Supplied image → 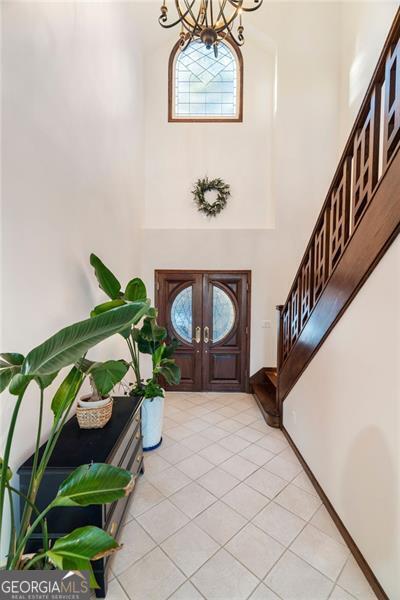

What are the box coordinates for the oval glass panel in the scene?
[212,286,235,342]
[171,286,193,343]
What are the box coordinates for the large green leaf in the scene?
[51,367,84,417]
[90,360,129,396]
[76,359,129,396]
[90,254,121,300]
[0,353,24,366]
[157,361,181,385]
[163,339,179,359]
[137,336,153,355]
[140,317,167,343]
[136,317,167,356]
[9,373,32,395]
[46,526,120,588]
[152,345,164,367]
[146,307,158,319]
[0,367,18,393]
[0,353,24,393]
[124,278,147,302]
[59,556,98,589]
[53,463,134,507]
[90,299,126,318]
[21,301,149,376]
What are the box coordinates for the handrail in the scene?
[278,9,400,375]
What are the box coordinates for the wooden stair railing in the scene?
[277,9,400,407]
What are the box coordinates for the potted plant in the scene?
[137,318,180,450]
[0,299,149,585]
[76,360,129,429]
[89,254,181,448]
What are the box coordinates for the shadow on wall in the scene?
[341,425,397,561]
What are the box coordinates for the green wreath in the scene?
[192,177,231,217]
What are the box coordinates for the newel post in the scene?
[276,305,284,374]
[276,304,284,424]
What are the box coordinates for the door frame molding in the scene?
[154,269,252,392]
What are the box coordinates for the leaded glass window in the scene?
[171,286,193,342]
[170,39,242,121]
[212,286,235,342]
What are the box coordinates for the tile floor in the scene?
[108,392,376,600]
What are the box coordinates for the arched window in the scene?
[169,39,243,122]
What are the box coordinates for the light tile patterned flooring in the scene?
[108,392,376,600]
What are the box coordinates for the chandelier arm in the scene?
[240,0,263,13]
[178,0,198,27]
[222,23,244,46]
[203,0,209,27]
[214,0,243,33]
[180,20,198,36]
[183,0,207,37]
[226,0,262,11]
[214,0,229,29]
[174,0,198,29]
[158,0,197,29]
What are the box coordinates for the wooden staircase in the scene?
[250,368,280,428]
[275,12,400,405]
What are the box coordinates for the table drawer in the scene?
[105,437,143,523]
[110,410,141,468]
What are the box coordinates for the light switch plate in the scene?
[262,320,272,329]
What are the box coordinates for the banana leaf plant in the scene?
[0,299,149,584]
[137,316,180,399]
[90,254,181,398]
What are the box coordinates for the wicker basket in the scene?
[77,398,113,429]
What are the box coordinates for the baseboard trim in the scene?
[282,426,389,600]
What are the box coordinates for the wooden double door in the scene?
[155,271,251,392]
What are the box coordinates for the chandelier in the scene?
[158,0,263,55]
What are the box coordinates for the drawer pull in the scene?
[135,415,140,423]
[135,433,140,440]
[136,454,142,463]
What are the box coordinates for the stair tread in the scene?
[253,383,279,416]
[264,368,278,388]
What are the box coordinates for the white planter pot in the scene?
[78,394,110,409]
[141,395,165,451]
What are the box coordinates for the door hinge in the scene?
[245,326,249,335]
[246,282,249,292]
[156,281,160,291]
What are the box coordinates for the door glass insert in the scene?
[212,286,235,342]
[171,286,193,343]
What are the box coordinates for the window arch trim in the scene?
[168,37,244,123]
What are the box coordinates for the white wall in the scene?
[338,1,399,149]
[143,35,276,230]
[283,235,400,599]
[1,1,144,485]
[140,2,341,373]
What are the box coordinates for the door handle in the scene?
[193,326,201,344]
[204,326,209,344]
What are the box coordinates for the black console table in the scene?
[18,396,144,598]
